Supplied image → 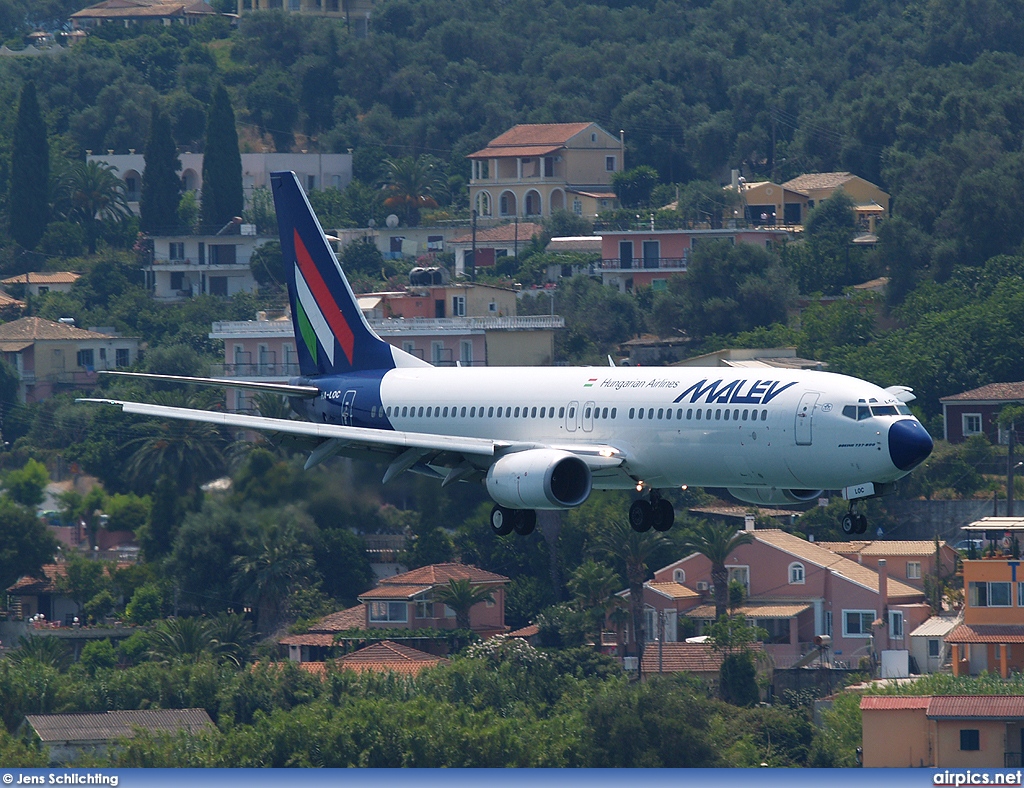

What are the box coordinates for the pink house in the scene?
[816,540,959,592]
[654,529,929,667]
[597,227,790,293]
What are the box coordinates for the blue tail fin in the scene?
[271,171,397,377]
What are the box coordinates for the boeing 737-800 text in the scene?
[81,171,934,537]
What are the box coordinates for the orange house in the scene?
[947,558,1024,677]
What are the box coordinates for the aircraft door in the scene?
[795,392,819,446]
[341,389,357,426]
[582,401,595,432]
[565,401,579,432]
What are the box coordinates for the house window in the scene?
[727,566,749,592]
[460,341,473,365]
[907,561,922,579]
[1018,582,1024,607]
[209,244,237,265]
[605,155,616,172]
[415,596,433,619]
[573,199,582,216]
[369,601,408,623]
[452,295,466,316]
[170,271,184,291]
[673,568,685,584]
[645,606,658,642]
[824,611,832,636]
[488,301,497,313]
[970,581,1012,607]
[169,241,185,260]
[307,174,316,190]
[209,276,228,296]
[928,639,940,658]
[431,342,445,364]
[889,610,904,639]
[963,413,982,436]
[843,610,875,637]
[38,286,49,295]
[960,729,980,751]
[115,349,129,367]
[76,349,94,369]
[788,562,805,584]
[544,157,554,177]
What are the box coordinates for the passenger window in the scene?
[733,409,739,420]
[568,407,575,418]
[657,408,664,419]
[629,408,635,419]
[540,407,546,417]
[723,409,730,421]
[742,409,748,420]
[497,407,503,417]
[761,410,767,421]
[470,407,476,417]
[715,409,721,420]
[531,407,537,417]
[443,407,449,417]
[522,407,528,418]
[638,408,645,419]
[514,407,521,417]
[648,408,654,419]
[602,407,608,418]
[488,407,494,417]
[686,408,692,419]
[418,407,424,417]
[461,407,467,417]
[559,407,565,418]
[611,408,617,418]
[695,409,701,420]
[585,407,591,418]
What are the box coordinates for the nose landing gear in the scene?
[841,503,868,535]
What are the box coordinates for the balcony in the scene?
[599,257,688,273]
[210,363,301,379]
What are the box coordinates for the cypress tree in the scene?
[200,84,243,231]
[9,81,49,250]
[140,104,182,234]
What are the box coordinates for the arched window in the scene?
[789,562,805,585]
[673,568,685,584]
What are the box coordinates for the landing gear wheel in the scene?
[489,505,515,536]
[855,512,868,534]
[841,513,855,535]
[652,499,675,532]
[629,500,653,532]
[513,509,537,536]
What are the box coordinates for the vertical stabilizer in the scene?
[271,171,399,376]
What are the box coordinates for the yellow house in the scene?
[468,123,621,221]
[947,557,1024,678]
[782,172,890,233]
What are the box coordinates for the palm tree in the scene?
[678,521,755,620]
[231,520,314,635]
[10,635,72,670]
[53,160,131,254]
[596,519,669,667]
[432,578,494,631]
[383,156,439,227]
[146,617,217,664]
[568,558,625,640]
[207,612,256,666]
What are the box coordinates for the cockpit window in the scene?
[842,405,857,419]
[870,405,899,416]
[858,406,871,420]
[897,404,913,415]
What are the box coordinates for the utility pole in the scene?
[1009,421,1016,517]
[470,209,477,282]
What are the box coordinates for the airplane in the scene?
[80,170,934,538]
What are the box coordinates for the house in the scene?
[945,551,1024,678]
[0,272,80,298]
[611,580,702,651]
[25,708,214,765]
[449,222,544,277]
[672,347,824,371]
[596,226,790,293]
[335,640,449,675]
[814,540,960,593]
[6,561,136,626]
[654,529,928,667]
[861,695,1024,768]
[144,224,267,300]
[70,0,218,30]
[781,172,890,233]
[639,641,755,682]
[910,615,960,674]
[727,177,810,226]
[939,382,1024,444]
[0,317,139,403]
[86,152,353,215]
[468,123,621,222]
[235,0,374,38]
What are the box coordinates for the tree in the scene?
[0,497,58,591]
[200,84,243,231]
[611,165,659,208]
[432,577,494,631]
[55,553,112,619]
[140,103,182,234]
[5,458,49,508]
[53,160,132,254]
[678,521,754,619]
[383,156,439,227]
[9,81,49,250]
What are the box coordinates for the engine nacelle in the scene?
[727,487,823,506]
[485,449,592,510]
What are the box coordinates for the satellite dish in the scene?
[386,214,399,228]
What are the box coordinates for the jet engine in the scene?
[485,449,592,510]
[727,487,823,506]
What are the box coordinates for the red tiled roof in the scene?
[337,640,448,675]
[782,172,857,192]
[940,382,1024,403]
[0,272,80,285]
[359,583,431,600]
[449,223,544,246]
[945,624,1024,644]
[381,563,509,587]
[297,662,329,676]
[860,696,931,711]
[278,633,335,647]
[0,316,117,342]
[314,605,366,631]
[639,642,762,674]
[927,696,1024,719]
[468,123,596,159]
[508,624,539,638]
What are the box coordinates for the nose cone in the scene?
[888,419,933,472]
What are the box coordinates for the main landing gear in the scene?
[489,505,537,537]
[629,490,675,533]
[841,502,868,535]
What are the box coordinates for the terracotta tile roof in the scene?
[815,541,871,553]
[337,640,448,675]
[381,563,509,586]
[860,696,931,710]
[449,223,544,246]
[359,583,430,600]
[0,316,116,342]
[278,633,336,647]
[508,624,539,638]
[782,172,857,192]
[752,530,923,599]
[7,564,65,594]
[647,581,700,600]
[945,624,1024,644]
[297,661,328,676]
[640,642,762,674]
[940,382,1024,403]
[927,696,1024,719]
[26,709,213,743]
[686,602,812,620]
[817,540,948,557]
[468,123,595,159]
[0,272,80,285]
[72,0,215,19]
[313,605,366,631]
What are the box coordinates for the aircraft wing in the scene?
[99,370,321,398]
[77,399,625,480]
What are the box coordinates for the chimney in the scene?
[878,558,888,606]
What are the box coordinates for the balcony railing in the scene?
[599,257,688,272]
[210,363,301,378]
